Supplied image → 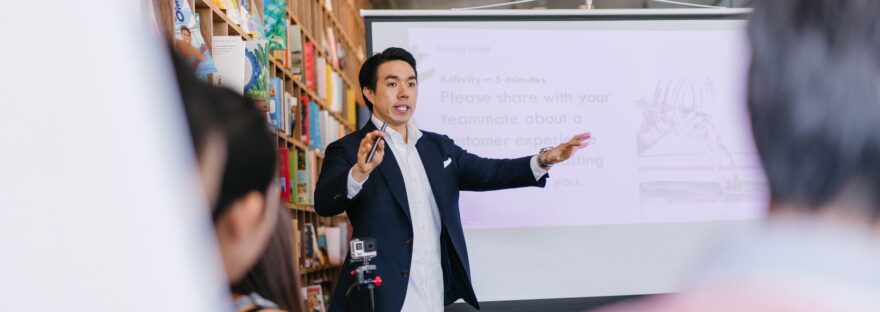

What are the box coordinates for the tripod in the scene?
[346,256,382,312]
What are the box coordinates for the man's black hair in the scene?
[357,47,417,111]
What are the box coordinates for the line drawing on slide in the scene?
[635,77,760,205]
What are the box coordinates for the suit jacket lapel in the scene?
[416,136,448,222]
[377,149,411,224]
[361,121,412,223]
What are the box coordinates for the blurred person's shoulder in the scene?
[591,216,880,312]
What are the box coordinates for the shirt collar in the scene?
[371,115,422,147]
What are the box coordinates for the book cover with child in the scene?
[173,0,217,79]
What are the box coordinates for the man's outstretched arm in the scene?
[453,132,591,191]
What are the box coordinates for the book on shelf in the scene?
[288,148,298,202]
[244,39,270,109]
[236,0,251,34]
[317,226,328,264]
[302,223,315,269]
[345,88,356,125]
[295,148,309,204]
[304,41,316,91]
[326,27,339,69]
[338,222,350,259]
[325,64,335,111]
[356,47,366,63]
[211,36,246,93]
[324,226,342,265]
[336,37,346,70]
[329,69,343,113]
[321,110,330,150]
[308,101,322,150]
[317,280,333,310]
[307,150,317,205]
[309,110,341,150]
[315,53,327,101]
[266,1,289,67]
[263,0,287,52]
[172,0,217,80]
[299,95,310,144]
[303,223,325,267]
[300,285,326,312]
[278,147,291,202]
[284,90,296,136]
[288,25,304,76]
[244,0,265,38]
[292,219,300,266]
[268,77,283,129]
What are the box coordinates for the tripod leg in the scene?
[368,284,375,312]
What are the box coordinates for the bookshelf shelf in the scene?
[303,264,343,275]
[287,202,316,213]
[273,129,309,150]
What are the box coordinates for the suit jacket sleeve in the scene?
[314,140,357,217]
[442,135,548,191]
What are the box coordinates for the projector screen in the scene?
[365,9,766,304]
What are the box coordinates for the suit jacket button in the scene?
[405,238,413,244]
[401,270,409,278]
[333,194,344,200]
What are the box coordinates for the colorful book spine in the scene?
[300,96,310,144]
[268,77,283,129]
[288,148,298,202]
[295,148,308,204]
[304,42,315,91]
[308,101,322,150]
[279,148,291,202]
[316,56,327,100]
[245,0,264,37]
[346,88,356,125]
[288,25,304,75]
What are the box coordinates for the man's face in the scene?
[365,60,417,127]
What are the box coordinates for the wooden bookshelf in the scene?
[287,202,316,213]
[158,0,371,309]
[304,264,344,274]
[189,0,359,130]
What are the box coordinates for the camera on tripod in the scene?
[350,238,377,261]
[346,237,382,312]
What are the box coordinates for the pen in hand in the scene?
[366,123,387,163]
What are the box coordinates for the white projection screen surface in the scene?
[364,9,766,303]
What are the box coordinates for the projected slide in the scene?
[405,27,767,229]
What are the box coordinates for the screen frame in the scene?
[360,9,754,310]
[363,9,751,55]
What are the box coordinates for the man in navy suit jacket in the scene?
[315,47,590,311]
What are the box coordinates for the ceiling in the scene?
[369,0,753,10]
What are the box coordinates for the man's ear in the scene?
[363,87,375,104]
[220,191,265,240]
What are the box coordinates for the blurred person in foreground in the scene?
[597,1,880,311]
[174,51,300,311]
